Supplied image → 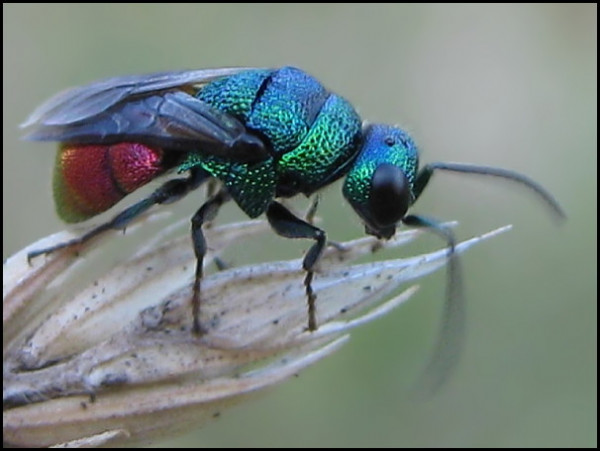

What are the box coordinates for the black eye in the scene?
[384,136,395,147]
[367,163,412,232]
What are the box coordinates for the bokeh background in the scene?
[3,4,596,447]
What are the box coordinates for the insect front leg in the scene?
[266,201,327,332]
[190,188,231,335]
[401,213,465,391]
[27,168,210,262]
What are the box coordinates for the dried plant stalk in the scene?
[3,215,510,447]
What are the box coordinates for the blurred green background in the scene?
[3,4,596,447]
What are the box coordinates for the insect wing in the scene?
[21,68,269,162]
[21,68,259,127]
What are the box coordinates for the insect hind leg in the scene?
[27,168,210,262]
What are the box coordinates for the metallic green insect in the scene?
[22,66,564,371]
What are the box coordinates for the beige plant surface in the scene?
[3,214,510,447]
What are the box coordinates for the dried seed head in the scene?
[3,214,510,447]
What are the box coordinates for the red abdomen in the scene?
[54,142,166,223]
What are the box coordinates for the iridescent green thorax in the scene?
[196,69,271,123]
[182,67,363,216]
[246,68,329,154]
[343,125,419,208]
[180,152,275,218]
[277,94,362,195]
[196,67,330,155]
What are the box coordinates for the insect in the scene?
[22,66,565,345]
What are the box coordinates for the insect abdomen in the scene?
[54,143,166,223]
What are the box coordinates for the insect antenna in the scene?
[414,162,566,222]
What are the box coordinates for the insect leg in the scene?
[266,201,327,331]
[190,188,231,335]
[27,168,210,262]
[402,214,464,392]
[304,195,320,224]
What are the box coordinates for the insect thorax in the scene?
[182,66,363,217]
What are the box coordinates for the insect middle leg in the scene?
[190,188,231,335]
[266,201,327,332]
[27,168,210,261]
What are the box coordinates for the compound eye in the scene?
[368,163,412,229]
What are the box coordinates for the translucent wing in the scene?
[21,68,270,162]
